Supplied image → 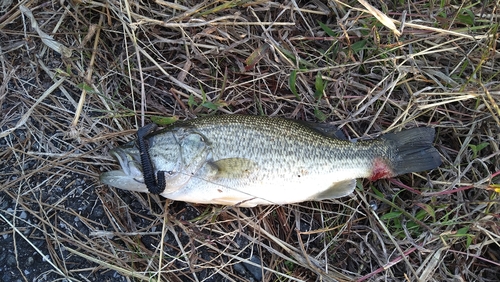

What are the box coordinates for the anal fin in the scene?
[310,179,356,200]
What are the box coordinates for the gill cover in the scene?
[147,128,212,194]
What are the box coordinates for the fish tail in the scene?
[384,127,441,176]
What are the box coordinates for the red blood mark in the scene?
[369,158,394,181]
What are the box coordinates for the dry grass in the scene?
[1,0,499,281]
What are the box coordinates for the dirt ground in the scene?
[1,0,500,281]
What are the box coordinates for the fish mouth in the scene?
[100,143,148,192]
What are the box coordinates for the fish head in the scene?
[100,141,148,192]
[100,127,212,195]
[99,134,187,194]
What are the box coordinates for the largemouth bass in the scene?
[100,115,441,207]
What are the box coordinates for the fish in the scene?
[100,115,441,207]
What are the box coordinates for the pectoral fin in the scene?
[310,179,356,200]
[210,158,257,179]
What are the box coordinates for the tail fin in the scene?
[382,127,441,175]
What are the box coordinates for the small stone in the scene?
[1,271,12,282]
[233,262,247,275]
[244,255,263,281]
[6,255,16,266]
[26,256,34,266]
[19,211,27,219]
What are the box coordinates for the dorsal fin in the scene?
[298,121,347,140]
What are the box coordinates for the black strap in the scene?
[136,124,165,194]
